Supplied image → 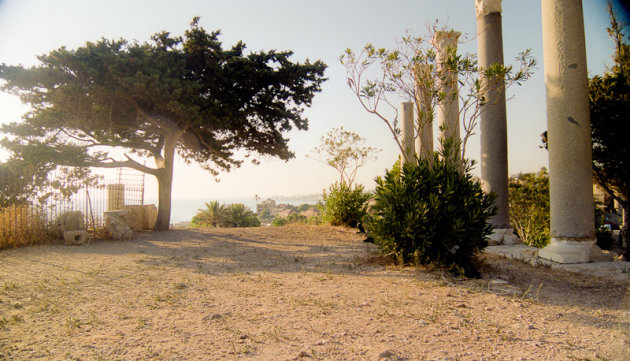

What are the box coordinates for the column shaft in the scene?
[400,102,415,164]
[539,0,600,263]
[433,31,461,157]
[476,0,510,228]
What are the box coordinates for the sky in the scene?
[0,0,626,200]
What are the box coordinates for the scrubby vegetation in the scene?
[508,168,550,248]
[367,156,496,277]
[320,182,370,228]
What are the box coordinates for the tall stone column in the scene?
[413,64,434,161]
[475,0,513,241]
[538,0,604,263]
[433,30,461,159]
[400,102,415,164]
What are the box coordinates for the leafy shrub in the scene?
[191,201,259,228]
[320,182,370,227]
[367,157,496,277]
[508,168,550,248]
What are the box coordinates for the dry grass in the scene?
[0,204,48,248]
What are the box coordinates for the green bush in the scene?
[367,156,496,277]
[508,168,550,248]
[191,201,227,228]
[320,182,370,227]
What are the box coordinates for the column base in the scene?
[488,228,520,245]
[538,238,610,263]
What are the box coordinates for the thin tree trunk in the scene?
[622,194,629,260]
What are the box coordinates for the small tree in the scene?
[508,168,550,248]
[340,24,534,162]
[311,127,380,187]
[223,203,260,228]
[311,127,378,228]
[0,18,326,231]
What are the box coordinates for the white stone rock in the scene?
[105,213,133,240]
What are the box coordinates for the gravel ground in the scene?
[0,225,628,360]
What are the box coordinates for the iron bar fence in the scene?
[0,167,145,248]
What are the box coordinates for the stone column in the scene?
[475,0,513,242]
[538,0,605,263]
[433,30,461,159]
[400,102,415,164]
[413,64,434,161]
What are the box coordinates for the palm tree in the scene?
[224,203,260,227]
[191,201,227,227]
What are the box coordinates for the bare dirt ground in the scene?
[0,225,628,360]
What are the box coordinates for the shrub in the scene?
[272,213,320,226]
[367,157,496,277]
[508,168,550,248]
[320,182,370,227]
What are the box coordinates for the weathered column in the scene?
[413,64,434,161]
[400,102,415,164]
[538,0,605,263]
[475,0,513,242]
[433,30,461,159]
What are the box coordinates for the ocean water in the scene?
[145,197,320,224]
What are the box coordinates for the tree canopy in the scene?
[589,3,630,256]
[0,18,327,230]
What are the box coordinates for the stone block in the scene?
[105,213,133,240]
[63,230,89,245]
[121,205,144,232]
[142,204,158,229]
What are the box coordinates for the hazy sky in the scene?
[0,0,624,200]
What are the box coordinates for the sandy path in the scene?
[0,225,628,360]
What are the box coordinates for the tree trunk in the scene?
[152,133,178,231]
[153,170,173,231]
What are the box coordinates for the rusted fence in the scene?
[0,167,145,248]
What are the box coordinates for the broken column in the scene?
[475,0,513,242]
[432,30,461,160]
[400,102,415,164]
[538,0,605,263]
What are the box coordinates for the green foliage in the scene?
[320,182,370,228]
[589,3,630,256]
[367,156,496,277]
[0,18,326,230]
[191,201,259,228]
[271,213,320,227]
[508,169,550,248]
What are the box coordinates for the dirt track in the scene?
[0,225,628,360]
